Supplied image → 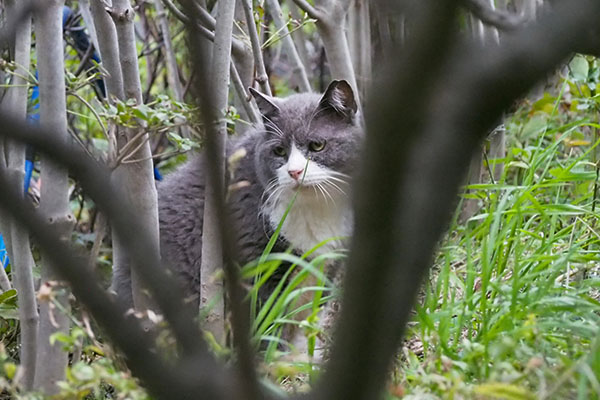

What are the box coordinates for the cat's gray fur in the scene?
[158,80,362,306]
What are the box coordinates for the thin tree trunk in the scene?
[241,0,271,95]
[230,62,260,124]
[462,4,503,223]
[89,0,125,101]
[0,49,12,294]
[347,0,371,103]
[265,0,311,92]
[292,0,359,103]
[289,2,312,81]
[484,0,504,183]
[459,145,484,223]
[489,125,506,182]
[89,0,134,307]
[110,0,161,318]
[319,21,358,96]
[33,1,73,394]
[154,0,190,137]
[231,1,254,126]
[79,0,100,54]
[4,1,38,389]
[200,0,237,343]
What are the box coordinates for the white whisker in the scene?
[314,182,330,205]
[324,179,347,196]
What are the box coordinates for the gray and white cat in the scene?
[158,80,362,307]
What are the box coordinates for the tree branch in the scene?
[0,113,240,398]
[240,0,271,95]
[313,0,600,399]
[230,61,260,123]
[291,0,322,20]
[181,1,263,398]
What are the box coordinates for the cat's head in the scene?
[249,80,362,201]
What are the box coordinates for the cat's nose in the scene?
[288,169,304,181]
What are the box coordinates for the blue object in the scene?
[0,158,33,269]
[62,6,71,26]
[0,235,8,268]
[24,160,34,195]
[154,166,163,181]
[62,6,106,98]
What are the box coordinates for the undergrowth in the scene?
[389,56,600,399]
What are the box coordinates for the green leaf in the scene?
[50,332,75,347]
[71,363,96,381]
[508,161,529,170]
[521,114,547,138]
[570,55,589,82]
[0,289,16,304]
[3,362,16,380]
[132,104,152,120]
[0,307,18,319]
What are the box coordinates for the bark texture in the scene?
[199,0,236,343]
[292,0,359,105]
[111,0,161,316]
[33,1,73,394]
[4,1,37,389]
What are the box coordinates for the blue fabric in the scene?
[154,167,163,181]
[0,158,33,269]
[24,160,34,195]
[62,6,72,26]
[0,235,7,269]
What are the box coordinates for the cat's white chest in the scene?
[266,190,352,255]
[263,145,353,255]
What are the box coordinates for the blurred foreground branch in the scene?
[0,114,233,399]
[315,1,600,399]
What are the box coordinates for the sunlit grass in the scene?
[390,86,600,398]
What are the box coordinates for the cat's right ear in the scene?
[249,87,280,117]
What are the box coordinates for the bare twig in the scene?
[67,92,108,139]
[230,61,260,124]
[240,0,271,95]
[291,0,322,20]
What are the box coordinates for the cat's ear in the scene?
[317,80,357,121]
[249,87,280,117]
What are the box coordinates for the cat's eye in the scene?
[273,146,287,157]
[309,140,326,152]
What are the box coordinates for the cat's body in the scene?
[158,80,362,309]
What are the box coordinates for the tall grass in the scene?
[393,66,600,399]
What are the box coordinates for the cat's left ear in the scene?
[317,80,358,122]
[249,87,280,117]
